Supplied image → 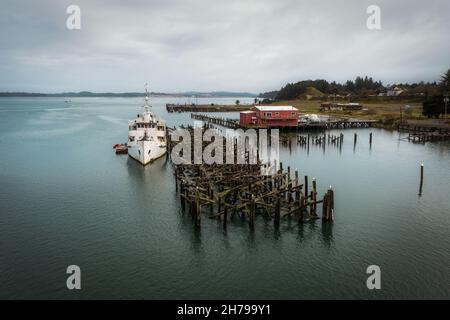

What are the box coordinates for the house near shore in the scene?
[387,87,406,97]
[320,102,363,111]
[240,106,299,127]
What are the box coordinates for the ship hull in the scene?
[128,141,167,165]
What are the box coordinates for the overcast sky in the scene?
[0,0,449,93]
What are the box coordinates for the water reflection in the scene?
[241,228,255,250]
[273,227,281,240]
[190,227,203,253]
[320,221,334,248]
[297,223,305,241]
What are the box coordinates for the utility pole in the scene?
[444,96,449,117]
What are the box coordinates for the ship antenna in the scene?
[144,83,151,111]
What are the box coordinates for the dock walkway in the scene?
[191,113,377,131]
[167,103,249,113]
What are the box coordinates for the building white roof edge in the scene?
[255,105,298,111]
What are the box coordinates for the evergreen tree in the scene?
[423,94,445,118]
[440,68,450,92]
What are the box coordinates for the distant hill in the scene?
[271,76,441,101]
[258,90,279,99]
[275,80,331,100]
[0,91,166,98]
[304,87,325,99]
[181,91,257,97]
[305,87,325,98]
[0,91,257,98]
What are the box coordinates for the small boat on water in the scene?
[126,85,167,165]
[113,143,128,154]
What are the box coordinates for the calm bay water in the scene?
[0,97,449,299]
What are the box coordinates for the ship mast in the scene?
[144,83,151,112]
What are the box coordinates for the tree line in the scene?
[259,76,442,101]
[422,69,450,118]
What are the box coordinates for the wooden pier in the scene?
[169,126,335,230]
[326,119,378,129]
[398,123,450,142]
[167,103,250,113]
[191,113,243,129]
[191,113,377,131]
[298,119,376,131]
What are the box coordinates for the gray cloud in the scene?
[0,0,449,93]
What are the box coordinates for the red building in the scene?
[240,106,299,127]
[240,110,257,124]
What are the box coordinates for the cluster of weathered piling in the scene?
[327,119,377,129]
[296,133,345,149]
[174,162,335,229]
[253,132,373,151]
[309,133,344,146]
[169,126,335,230]
[407,131,450,142]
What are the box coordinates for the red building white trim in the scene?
[240,106,299,127]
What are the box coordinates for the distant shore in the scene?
[0,91,258,98]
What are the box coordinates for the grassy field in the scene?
[266,99,450,129]
[270,99,422,119]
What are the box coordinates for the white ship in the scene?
[127,85,167,165]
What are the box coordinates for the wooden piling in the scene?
[419,163,424,196]
[322,187,334,221]
[322,192,328,220]
[304,175,309,198]
[312,178,317,215]
[328,187,334,221]
[299,194,305,223]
